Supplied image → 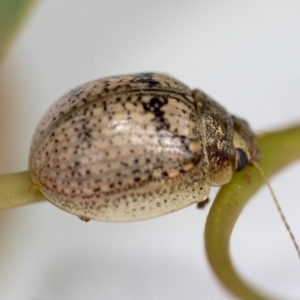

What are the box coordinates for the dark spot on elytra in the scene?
[68,87,84,100]
[142,97,170,131]
[84,131,91,138]
[113,85,121,92]
[149,97,167,109]
[103,101,107,111]
[131,73,160,86]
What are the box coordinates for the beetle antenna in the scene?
[253,161,300,259]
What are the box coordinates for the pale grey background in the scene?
[1,1,300,299]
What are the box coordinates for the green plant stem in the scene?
[0,171,44,210]
[205,124,300,300]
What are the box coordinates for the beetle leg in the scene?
[197,198,210,209]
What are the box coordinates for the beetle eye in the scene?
[236,148,248,171]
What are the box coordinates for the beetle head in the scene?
[231,116,260,171]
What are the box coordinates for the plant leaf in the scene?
[0,0,36,61]
[205,124,300,300]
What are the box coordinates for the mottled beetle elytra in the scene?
[29,72,260,222]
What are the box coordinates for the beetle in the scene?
[29,73,260,221]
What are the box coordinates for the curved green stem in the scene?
[0,171,44,210]
[205,124,300,300]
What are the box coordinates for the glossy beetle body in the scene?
[29,73,259,221]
